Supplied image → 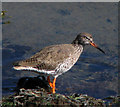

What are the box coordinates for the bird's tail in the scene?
[13,61,26,70]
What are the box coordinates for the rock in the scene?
[1,76,120,106]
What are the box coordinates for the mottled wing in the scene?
[13,44,75,71]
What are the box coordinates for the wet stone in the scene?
[1,76,120,106]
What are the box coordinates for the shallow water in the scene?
[2,2,118,98]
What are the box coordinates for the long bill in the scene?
[90,42,105,54]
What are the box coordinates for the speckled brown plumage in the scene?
[13,32,105,93]
[14,44,83,74]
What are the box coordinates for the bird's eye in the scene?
[83,36,88,39]
[83,36,86,38]
[83,36,91,41]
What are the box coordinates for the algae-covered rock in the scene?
[2,88,119,106]
[2,88,105,106]
[1,76,119,106]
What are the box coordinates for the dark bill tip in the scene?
[96,47,105,54]
[90,42,105,54]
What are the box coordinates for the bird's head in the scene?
[72,32,105,54]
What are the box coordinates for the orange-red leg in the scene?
[47,76,53,88]
[47,76,56,93]
[52,77,56,93]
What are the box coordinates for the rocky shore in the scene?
[1,76,120,106]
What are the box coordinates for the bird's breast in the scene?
[54,46,83,76]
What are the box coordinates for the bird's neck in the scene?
[71,40,85,47]
[71,42,84,49]
[71,38,85,46]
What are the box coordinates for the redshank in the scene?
[13,32,105,93]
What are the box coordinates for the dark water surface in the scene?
[2,2,118,98]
